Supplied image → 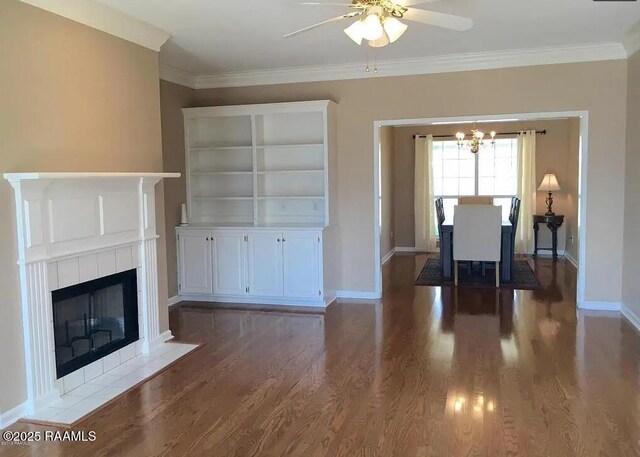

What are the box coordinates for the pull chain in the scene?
[364,46,379,74]
[373,48,378,74]
[365,46,370,73]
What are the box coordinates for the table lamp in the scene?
[538,173,561,216]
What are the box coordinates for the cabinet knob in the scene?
[282,238,286,242]
[277,238,281,242]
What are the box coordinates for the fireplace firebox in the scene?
[52,269,139,379]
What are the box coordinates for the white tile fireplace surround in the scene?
[2,172,181,426]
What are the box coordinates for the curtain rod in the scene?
[413,129,547,139]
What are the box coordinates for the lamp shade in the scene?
[383,17,408,43]
[344,20,365,45]
[368,33,390,48]
[361,13,384,41]
[538,173,561,192]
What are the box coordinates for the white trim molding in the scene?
[179,294,335,308]
[565,252,578,269]
[381,249,395,266]
[624,22,640,57]
[336,290,381,300]
[622,305,640,333]
[168,295,182,307]
[578,301,621,312]
[0,403,27,429]
[394,247,424,253]
[19,0,170,52]
[160,65,198,89]
[149,330,174,352]
[166,43,627,89]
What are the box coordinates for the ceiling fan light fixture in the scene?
[361,13,384,41]
[382,17,408,43]
[344,20,365,45]
[368,33,390,48]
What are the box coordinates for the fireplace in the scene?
[52,269,139,379]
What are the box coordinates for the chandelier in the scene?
[455,129,497,154]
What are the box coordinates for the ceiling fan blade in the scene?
[283,15,350,38]
[397,0,442,6]
[403,8,473,31]
[299,2,355,5]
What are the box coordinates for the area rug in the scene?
[415,257,541,290]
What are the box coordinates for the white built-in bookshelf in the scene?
[184,101,334,227]
[178,101,337,307]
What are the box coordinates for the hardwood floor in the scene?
[3,254,640,456]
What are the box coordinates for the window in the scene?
[432,138,518,223]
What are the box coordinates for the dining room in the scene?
[377,115,581,295]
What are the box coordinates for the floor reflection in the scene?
[440,286,515,336]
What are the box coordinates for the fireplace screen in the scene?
[52,269,139,379]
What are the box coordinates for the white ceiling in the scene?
[94,0,640,76]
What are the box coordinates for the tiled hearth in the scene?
[25,342,198,425]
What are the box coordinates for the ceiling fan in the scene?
[284,0,473,48]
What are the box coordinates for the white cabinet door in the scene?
[247,231,283,297]
[282,232,321,298]
[178,231,212,295]
[211,231,246,296]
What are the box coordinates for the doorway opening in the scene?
[373,111,588,305]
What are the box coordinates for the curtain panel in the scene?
[414,135,437,252]
[516,131,537,254]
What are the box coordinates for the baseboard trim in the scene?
[0,402,26,429]
[622,305,640,333]
[564,252,578,268]
[178,294,328,308]
[149,330,174,352]
[381,248,395,265]
[395,247,422,253]
[168,295,182,307]
[534,249,565,258]
[578,300,621,311]
[336,290,381,300]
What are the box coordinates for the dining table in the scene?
[440,220,514,282]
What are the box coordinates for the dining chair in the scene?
[453,205,502,287]
[509,197,521,271]
[509,197,521,234]
[435,197,445,263]
[458,196,493,205]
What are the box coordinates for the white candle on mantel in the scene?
[180,203,188,226]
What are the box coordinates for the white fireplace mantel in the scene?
[4,172,180,181]
[3,171,179,414]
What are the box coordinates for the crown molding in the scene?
[182,42,626,89]
[19,0,170,52]
[159,64,198,89]
[624,23,640,57]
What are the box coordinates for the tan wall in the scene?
[0,0,166,412]
[392,119,580,256]
[160,81,196,297]
[623,50,640,316]
[187,59,627,303]
[380,126,395,259]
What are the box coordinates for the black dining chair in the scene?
[509,197,521,271]
[482,197,520,278]
[435,197,445,263]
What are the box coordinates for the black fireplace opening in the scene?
[52,269,139,379]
